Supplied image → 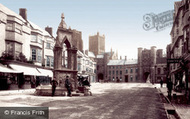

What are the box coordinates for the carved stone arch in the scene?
[61,36,71,49]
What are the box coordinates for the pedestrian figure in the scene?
[160,79,163,88]
[51,77,58,97]
[116,77,120,83]
[65,76,72,97]
[167,78,173,100]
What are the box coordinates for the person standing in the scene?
[65,76,72,97]
[160,78,163,88]
[167,78,173,99]
[51,77,58,97]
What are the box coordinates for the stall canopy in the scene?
[9,64,53,77]
[0,64,22,73]
[10,64,42,76]
[36,68,53,77]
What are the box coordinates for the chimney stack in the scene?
[120,56,122,60]
[45,26,53,36]
[125,56,127,60]
[19,8,27,20]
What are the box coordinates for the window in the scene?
[130,68,133,73]
[157,68,161,74]
[113,71,115,75]
[130,76,133,81]
[109,71,111,75]
[46,43,51,49]
[6,41,14,55]
[37,50,42,62]
[38,35,42,44]
[120,71,122,75]
[46,56,54,67]
[15,23,22,34]
[116,71,118,75]
[31,35,37,42]
[136,68,138,73]
[51,57,54,67]
[46,56,50,66]
[15,43,22,57]
[32,49,36,61]
[6,22,13,31]
[136,75,138,81]
[31,48,42,63]
[126,68,128,73]
[120,77,122,81]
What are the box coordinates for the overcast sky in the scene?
[1,0,177,59]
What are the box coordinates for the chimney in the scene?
[45,26,53,36]
[120,56,122,60]
[19,8,27,20]
[125,56,127,60]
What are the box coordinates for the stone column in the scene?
[54,46,63,70]
[67,48,72,69]
[72,48,78,71]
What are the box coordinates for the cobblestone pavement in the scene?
[0,83,168,119]
[154,84,190,119]
[45,83,167,119]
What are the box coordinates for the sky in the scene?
[0,0,177,59]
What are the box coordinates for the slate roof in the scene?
[108,59,137,66]
[0,3,26,22]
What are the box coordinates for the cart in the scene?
[77,75,92,96]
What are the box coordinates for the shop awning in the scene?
[36,68,53,77]
[0,64,22,73]
[9,64,42,76]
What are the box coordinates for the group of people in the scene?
[51,76,72,97]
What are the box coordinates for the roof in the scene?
[88,51,95,58]
[96,54,104,58]
[107,60,125,65]
[124,59,138,65]
[0,3,26,22]
[77,50,84,57]
[108,59,138,66]
[28,21,52,37]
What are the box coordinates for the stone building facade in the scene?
[167,0,190,94]
[0,3,85,90]
[138,47,167,83]
[107,59,138,82]
[95,53,109,82]
[77,50,96,82]
[71,29,83,53]
[89,32,105,56]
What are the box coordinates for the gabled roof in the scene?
[28,20,52,37]
[88,51,95,58]
[0,3,26,22]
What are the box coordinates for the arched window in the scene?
[62,43,68,68]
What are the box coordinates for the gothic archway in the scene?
[98,73,104,82]
[61,37,71,68]
[143,72,150,82]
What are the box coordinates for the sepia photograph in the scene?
[0,0,190,119]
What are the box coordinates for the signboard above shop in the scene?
[167,58,182,63]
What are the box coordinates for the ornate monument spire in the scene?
[58,13,67,29]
